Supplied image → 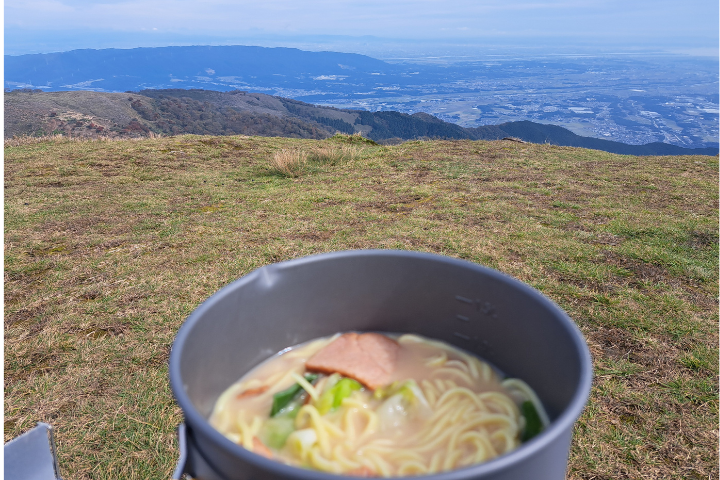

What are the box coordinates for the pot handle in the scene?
[4,422,62,480]
[172,423,190,480]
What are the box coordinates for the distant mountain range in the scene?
[4,45,401,93]
[6,89,718,156]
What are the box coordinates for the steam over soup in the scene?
[210,333,549,477]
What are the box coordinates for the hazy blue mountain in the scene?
[5,45,403,93]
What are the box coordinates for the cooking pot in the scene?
[170,250,592,479]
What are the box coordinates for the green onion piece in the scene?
[317,377,362,415]
[270,374,319,417]
[521,400,544,442]
[333,378,362,409]
[259,416,296,449]
[315,388,335,415]
[276,391,307,419]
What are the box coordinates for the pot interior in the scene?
[173,251,590,427]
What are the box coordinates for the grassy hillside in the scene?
[4,90,337,140]
[5,89,492,143]
[4,135,718,479]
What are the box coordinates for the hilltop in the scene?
[5,134,718,479]
[6,89,718,156]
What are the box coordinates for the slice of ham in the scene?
[237,385,269,399]
[347,465,377,477]
[252,437,273,459]
[305,333,399,390]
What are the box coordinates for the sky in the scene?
[4,0,719,58]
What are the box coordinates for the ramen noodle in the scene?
[209,333,549,477]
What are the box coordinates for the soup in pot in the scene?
[209,333,548,477]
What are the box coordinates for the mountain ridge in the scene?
[5,89,718,156]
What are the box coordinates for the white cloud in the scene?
[313,75,348,80]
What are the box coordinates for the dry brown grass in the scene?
[3,134,144,148]
[269,148,307,177]
[4,135,718,479]
[269,143,360,177]
[306,143,357,164]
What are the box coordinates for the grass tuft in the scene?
[306,144,357,165]
[269,148,306,177]
[269,144,360,176]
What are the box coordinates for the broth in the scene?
[209,333,547,477]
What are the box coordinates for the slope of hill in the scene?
[5,89,718,156]
[490,121,720,156]
[5,90,338,139]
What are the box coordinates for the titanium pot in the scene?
[169,250,592,480]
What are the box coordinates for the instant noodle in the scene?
[209,333,548,477]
